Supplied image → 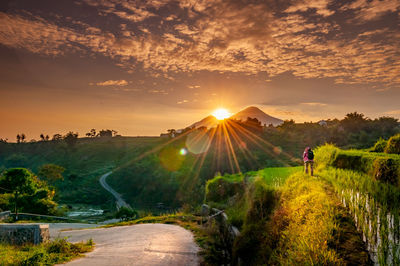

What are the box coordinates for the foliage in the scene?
[0,238,93,265]
[63,131,78,148]
[384,133,400,154]
[371,138,387,153]
[38,164,65,182]
[0,168,58,215]
[315,144,400,186]
[269,172,370,265]
[205,166,301,265]
[315,145,400,265]
[115,206,138,221]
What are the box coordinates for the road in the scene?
[99,172,131,209]
[57,223,200,266]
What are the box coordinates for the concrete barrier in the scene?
[0,211,11,221]
[0,224,49,245]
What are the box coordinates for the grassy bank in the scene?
[0,238,93,265]
[269,172,370,265]
[315,144,400,265]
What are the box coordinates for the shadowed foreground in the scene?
[57,224,199,266]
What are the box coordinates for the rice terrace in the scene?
[1,0,400,265]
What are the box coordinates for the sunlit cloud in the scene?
[0,0,399,87]
[92,80,128,86]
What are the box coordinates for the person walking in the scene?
[303,147,314,176]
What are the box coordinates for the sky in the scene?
[0,0,399,141]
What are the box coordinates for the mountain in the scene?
[230,106,283,126]
[190,115,219,129]
[191,106,283,129]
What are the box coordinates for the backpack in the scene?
[307,149,314,160]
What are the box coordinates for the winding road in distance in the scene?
[99,171,131,209]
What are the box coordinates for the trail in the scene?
[99,172,131,209]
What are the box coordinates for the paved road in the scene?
[47,223,100,239]
[99,172,131,209]
[58,223,199,266]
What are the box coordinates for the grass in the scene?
[269,172,370,265]
[315,144,400,265]
[0,238,94,266]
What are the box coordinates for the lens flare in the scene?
[179,148,187,155]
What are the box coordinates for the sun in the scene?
[212,108,231,120]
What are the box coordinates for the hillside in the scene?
[0,137,164,209]
[203,140,400,265]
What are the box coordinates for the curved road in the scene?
[59,223,199,266]
[99,172,131,209]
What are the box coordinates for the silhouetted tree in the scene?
[52,134,62,141]
[16,134,21,143]
[40,134,45,141]
[86,128,97,138]
[64,132,78,148]
[98,129,113,138]
[20,134,26,143]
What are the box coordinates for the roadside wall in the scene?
[0,224,49,245]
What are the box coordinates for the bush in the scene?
[385,133,400,154]
[371,138,387,153]
[372,158,399,185]
[115,206,138,221]
[205,174,244,203]
[315,144,400,186]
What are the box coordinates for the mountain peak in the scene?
[191,106,283,129]
[231,106,283,126]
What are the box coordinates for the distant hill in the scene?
[190,115,220,129]
[191,106,283,129]
[231,106,283,126]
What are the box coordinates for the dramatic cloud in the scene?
[0,0,399,86]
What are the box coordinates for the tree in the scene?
[45,135,49,141]
[16,134,21,143]
[90,128,96,137]
[38,164,65,183]
[98,129,113,138]
[52,134,63,141]
[64,132,78,148]
[21,134,26,143]
[0,168,57,218]
[40,134,45,141]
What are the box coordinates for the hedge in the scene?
[315,144,400,186]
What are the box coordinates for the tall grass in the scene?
[0,238,93,265]
[316,145,400,265]
[270,172,345,265]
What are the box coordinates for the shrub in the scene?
[371,138,387,153]
[372,158,399,185]
[115,206,138,221]
[385,133,400,154]
[205,174,244,203]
